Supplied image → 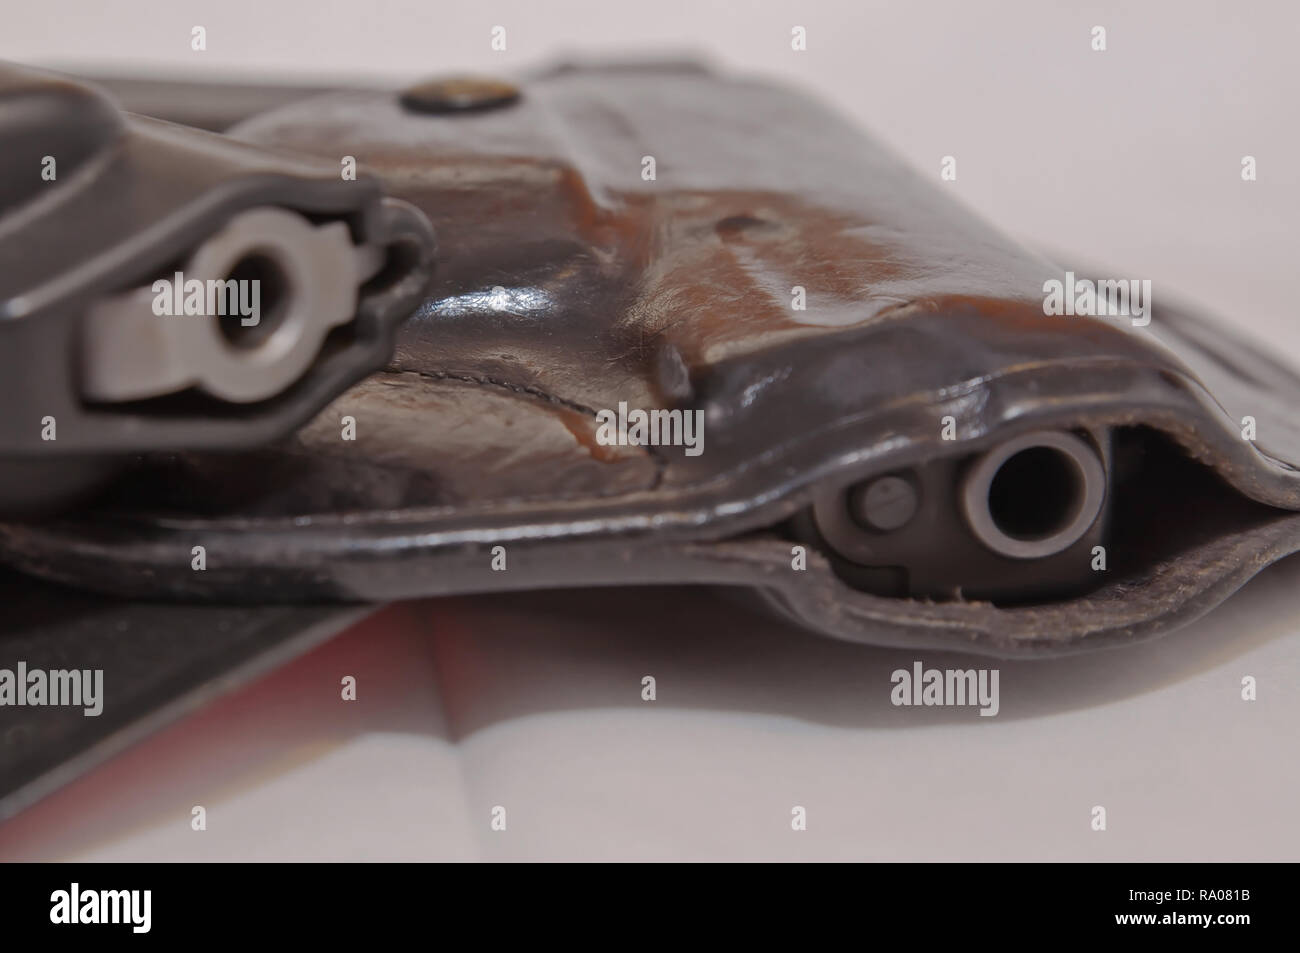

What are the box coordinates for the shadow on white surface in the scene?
[1,550,1296,860]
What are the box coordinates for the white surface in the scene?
[1,581,1297,861]
[0,0,1296,860]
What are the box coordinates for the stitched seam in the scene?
[382,367,671,490]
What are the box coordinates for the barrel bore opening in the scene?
[987,446,1083,540]
[961,430,1105,560]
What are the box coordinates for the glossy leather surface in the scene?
[3,63,1299,656]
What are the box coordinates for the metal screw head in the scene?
[399,76,521,115]
[848,474,919,532]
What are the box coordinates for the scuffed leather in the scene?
[3,63,1299,657]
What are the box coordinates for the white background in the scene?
[0,0,1296,860]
